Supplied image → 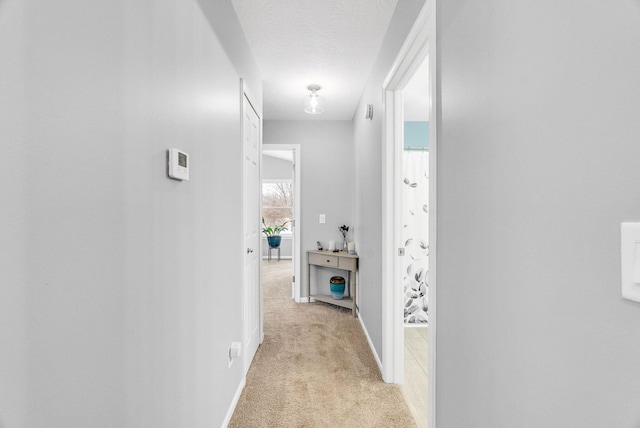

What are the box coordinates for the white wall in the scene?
[0,0,258,426]
[262,155,293,181]
[0,3,29,426]
[264,121,354,297]
[197,0,262,106]
[352,0,427,359]
[436,1,640,426]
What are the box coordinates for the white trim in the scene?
[427,4,438,427]
[393,90,404,383]
[381,89,405,384]
[358,314,383,376]
[381,2,437,428]
[221,377,246,428]
[262,144,302,303]
[262,178,293,185]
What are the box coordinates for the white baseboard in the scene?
[221,376,246,428]
[358,313,383,376]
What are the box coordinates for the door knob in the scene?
[247,248,254,254]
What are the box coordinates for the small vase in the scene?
[330,276,346,300]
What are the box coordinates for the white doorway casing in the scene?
[261,144,302,302]
[381,2,437,427]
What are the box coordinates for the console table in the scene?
[307,250,359,316]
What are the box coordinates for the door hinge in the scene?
[398,248,405,256]
[292,275,295,283]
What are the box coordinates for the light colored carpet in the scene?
[229,259,417,428]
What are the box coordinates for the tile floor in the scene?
[401,326,428,428]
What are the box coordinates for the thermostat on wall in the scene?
[168,148,189,181]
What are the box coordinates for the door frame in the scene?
[261,144,302,302]
[241,79,263,375]
[381,2,437,427]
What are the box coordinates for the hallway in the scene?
[229,260,416,427]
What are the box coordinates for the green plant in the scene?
[262,217,289,237]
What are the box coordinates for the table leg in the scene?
[307,257,311,303]
[352,268,357,317]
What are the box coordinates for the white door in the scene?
[243,93,261,374]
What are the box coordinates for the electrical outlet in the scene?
[228,342,242,368]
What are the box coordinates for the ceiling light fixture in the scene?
[304,84,324,114]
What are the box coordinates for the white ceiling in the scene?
[231,0,399,120]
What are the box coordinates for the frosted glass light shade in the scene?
[304,84,325,114]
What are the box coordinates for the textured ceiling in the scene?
[231,0,398,120]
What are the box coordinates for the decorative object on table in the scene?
[329,276,346,300]
[317,241,323,250]
[348,242,356,255]
[339,225,349,251]
[328,240,335,251]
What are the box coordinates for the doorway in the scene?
[400,54,430,427]
[261,145,301,302]
[381,2,436,428]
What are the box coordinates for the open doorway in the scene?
[261,146,301,302]
[381,2,435,428]
[399,54,429,427]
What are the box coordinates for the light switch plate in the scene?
[621,223,640,303]
[319,214,326,224]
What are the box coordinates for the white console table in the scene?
[307,250,359,316]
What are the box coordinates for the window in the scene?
[262,181,293,232]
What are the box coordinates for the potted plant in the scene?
[262,217,289,248]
